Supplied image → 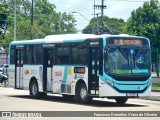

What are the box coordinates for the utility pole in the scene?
[96,13,99,35]
[14,0,16,41]
[31,0,33,39]
[156,47,159,77]
[101,0,104,34]
[92,0,95,34]
[94,0,107,34]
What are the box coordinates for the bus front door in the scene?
[89,47,100,95]
[15,48,24,89]
[43,49,53,92]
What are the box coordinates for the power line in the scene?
[93,0,107,34]
[59,0,92,12]
[73,14,95,16]
[106,0,114,9]
[72,12,90,22]
[66,0,91,11]
[72,2,92,12]
[115,0,159,2]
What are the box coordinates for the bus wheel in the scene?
[1,78,7,85]
[29,80,40,98]
[77,83,91,103]
[115,97,128,104]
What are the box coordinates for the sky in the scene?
[49,0,150,32]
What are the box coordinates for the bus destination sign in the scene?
[114,39,142,45]
[74,67,85,74]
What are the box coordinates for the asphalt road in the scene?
[0,87,160,120]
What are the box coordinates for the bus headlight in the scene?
[106,79,114,87]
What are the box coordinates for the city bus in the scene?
[8,34,151,104]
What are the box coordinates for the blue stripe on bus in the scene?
[62,66,68,84]
[114,83,148,91]
[99,73,152,93]
[10,40,45,45]
[7,69,15,72]
[61,66,68,92]
[132,69,149,74]
[100,77,151,94]
[100,72,151,84]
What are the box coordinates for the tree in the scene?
[0,0,77,55]
[0,3,8,32]
[33,0,77,36]
[125,0,160,76]
[82,16,126,34]
[55,12,77,34]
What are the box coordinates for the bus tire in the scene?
[115,97,128,104]
[77,83,92,104]
[1,78,5,84]
[29,80,40,98]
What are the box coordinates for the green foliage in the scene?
[125,0,160,64]
[152,83,160,90]
[0,2,8,32]
[0,0,77,54]
[82,16,126,34]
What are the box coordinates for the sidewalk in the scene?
[152,72,160,78]
[139,73,160,101]
[152,77,160,84]
[139,92,160,101]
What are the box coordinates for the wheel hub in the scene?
[80,87,87,100]
[32,84,38,95]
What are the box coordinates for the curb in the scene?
[139,96,160,101]
[0,84,8,88]
[152,90,160,92]
[139,90,160,101]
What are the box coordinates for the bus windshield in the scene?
[105,38,150,74]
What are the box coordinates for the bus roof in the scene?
[10,39,45,45]
[10,34,101,45]
[10,34,149,46]
[44,34,100,42]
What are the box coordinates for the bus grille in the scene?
[61,84,71,93]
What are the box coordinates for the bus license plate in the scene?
[127,93,137,96]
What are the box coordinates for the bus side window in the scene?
[33,46,43,64]
[71,43,86,65]
[71,45,78,64]
[25,46,33,64]
[10,46,15,64]
[16,51,20,64]
[56,45,70,64]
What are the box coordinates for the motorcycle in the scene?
[0,72,8,85]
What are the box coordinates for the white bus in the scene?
[8,34,152,104]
